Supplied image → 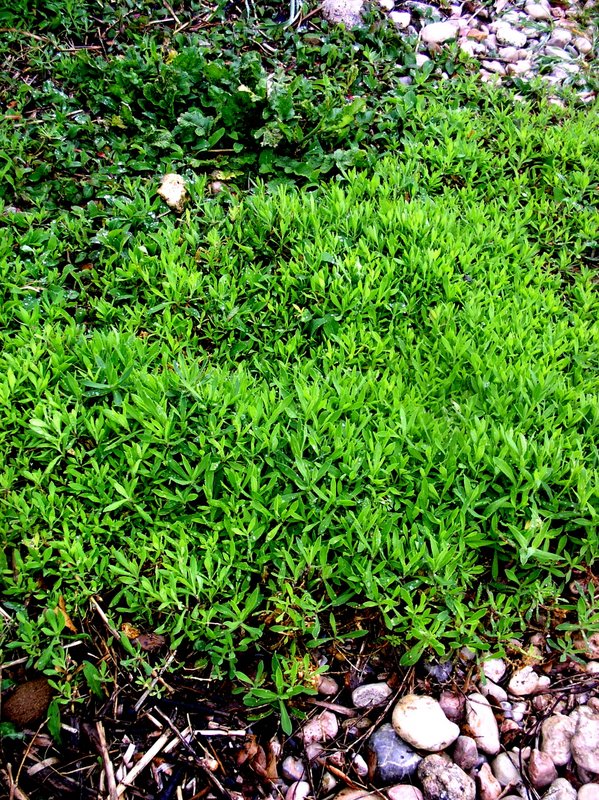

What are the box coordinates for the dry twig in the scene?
[95,722,119,800]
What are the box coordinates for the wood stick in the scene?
[90,597,121,640]
[134,652,176,713]
[96,721,119,800]
[116,731,171,796]
[2,765,30,800]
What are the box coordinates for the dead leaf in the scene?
[121,622,141,639]
[55,595,77,633]
[135,633,166,652]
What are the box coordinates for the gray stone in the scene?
[542,779,577,800]
[491,753,521,787]
[418,755,476,800]
[574,36,592,55]
[541,715,575,767]
[302,711,339,745]
[498,46,519,62]
[571,706,599,773]
[439,692,465,723]
[481,60,506,75]
[453,736,479,771]
[506,60,532,75]
[390,10,411,27]
[352,682,393,709]
[367,724,422,785]
[578,786,599,800]
[496,24,527,47]
[318,675,340,695]
[481,679,508,704]
[352,755,368,778]
[549,28,573,47]
[525,2,552,19]
[545,46,573,59]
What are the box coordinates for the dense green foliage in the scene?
[1,0,598,696]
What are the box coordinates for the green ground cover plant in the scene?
[1,0,598,730]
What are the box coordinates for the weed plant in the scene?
[0,0,598,713]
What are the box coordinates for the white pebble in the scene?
[512,702,528,723]
[421,21,459,43]
[390,10,411,26]
[549,28,573,47]
[286,781,311,800]
[508,666,540,696]
[525,2,552,19]
[466,694,500,755]
[496,24,528,47]
[574,36,592,54]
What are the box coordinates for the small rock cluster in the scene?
[322,0,596,101]
[281,643,599,800]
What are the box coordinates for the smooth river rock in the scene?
[393,695,460,752]
[466,694,500,755]
[368,724,422,785]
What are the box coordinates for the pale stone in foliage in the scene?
[322,0,364,26]
[421,21,459,43]
[482,659,507,683]
[157,173,187,213]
